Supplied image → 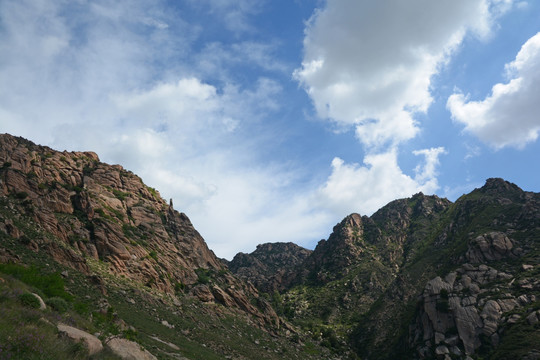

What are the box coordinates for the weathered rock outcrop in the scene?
[351,178,540,360]
[229,242,312,292]
[466,232,516,263]
[413,264,522,357]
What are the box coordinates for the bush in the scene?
[174,282,185,293]
[15,191,29,199]
[436,299,450,313]
[440,288,449,299]
[195,268,211,285]
[46,297,69,313]
[19,293,41,309]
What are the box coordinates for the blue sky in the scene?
[1,0,539,259]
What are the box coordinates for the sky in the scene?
[1,0,539,259]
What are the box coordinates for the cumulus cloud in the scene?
[294,0,513,147]
[447,32,540,149]
[316,148,446,216]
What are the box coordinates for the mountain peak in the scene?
[481,177,521,193]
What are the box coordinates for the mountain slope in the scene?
[229,242,312,292]
[0,134,333,359]
[230,179,539,360]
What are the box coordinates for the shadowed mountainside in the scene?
[229,179,540,360]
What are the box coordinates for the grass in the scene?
[0,274,115,360]
[0,263,73,301]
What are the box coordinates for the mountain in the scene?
[1,133,539,360]
[0,134,333,359]
[229,179,540,360]
[228,242,312,293]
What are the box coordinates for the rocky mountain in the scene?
[228,242,312,292]
[230,179,540,360]
[1,133,539,360]
[0,134,333,359]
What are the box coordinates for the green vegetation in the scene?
[0,263,72,300]
[46,296,69,313]
[112,189,129,201]
[148,250,158,261]
[195,268,211,284]
[19,292,41,308]
[0,272,119,359]
[15,191,29,199]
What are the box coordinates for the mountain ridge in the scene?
[1,133,538,360]
[229,177,540,359]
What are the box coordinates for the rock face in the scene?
[229,242,312,292]
[413,264,521,356]
[350,178,540,360]
[0,134,280,331]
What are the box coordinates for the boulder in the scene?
[480,300,501,336]
[57,323,103,355]
[211,285,236,307]
[527,311,539,325]
[190,284,214,302]
[106,337,157,360]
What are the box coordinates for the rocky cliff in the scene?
[0,134,284,340]
[229,242,312,292]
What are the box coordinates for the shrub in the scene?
[112,189,129,201]
[436,299,450,313]
[195,268,211,285]
[174,282,185,293]
[19,293,41,309]
[46,297,69,313]
[15,191,29,199]
[440,288,449,299]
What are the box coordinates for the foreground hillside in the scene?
[0,134,332,359]
[231,180,540,359]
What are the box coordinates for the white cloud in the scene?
[315,148,445,217]
[447,32,540,149]
[0,0,301,259]
[294,0,513,147]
